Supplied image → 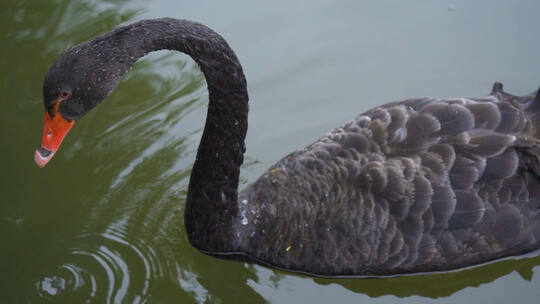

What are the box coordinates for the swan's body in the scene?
[36,18,540,277]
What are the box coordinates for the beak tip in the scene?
[34,149,52,168]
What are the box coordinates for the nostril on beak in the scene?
[36,146,53,158]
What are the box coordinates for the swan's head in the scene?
[35,41,128,168]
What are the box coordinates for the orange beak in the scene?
[34,101,75,167]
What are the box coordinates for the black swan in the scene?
[35,18,540,277]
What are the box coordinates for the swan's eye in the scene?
[60,91,71,99]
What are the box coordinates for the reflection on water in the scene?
[316,253,540,298]
[2,0,540,303]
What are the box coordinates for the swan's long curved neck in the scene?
[102,18,249,251]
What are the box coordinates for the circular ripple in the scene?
[35,219,171,303]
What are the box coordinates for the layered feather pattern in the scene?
[236,83,540,276]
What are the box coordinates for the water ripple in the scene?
[35,217,172,303]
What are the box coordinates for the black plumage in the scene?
[38,18,540,277]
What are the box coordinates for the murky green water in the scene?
[2,0,540,303]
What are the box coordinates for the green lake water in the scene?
[2,0,540,303]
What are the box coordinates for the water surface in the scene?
[2,0,540,303]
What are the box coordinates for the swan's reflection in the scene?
[315,254,540,298]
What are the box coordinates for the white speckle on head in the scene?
[241,199,248,205]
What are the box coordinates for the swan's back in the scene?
[236,83,540,277]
